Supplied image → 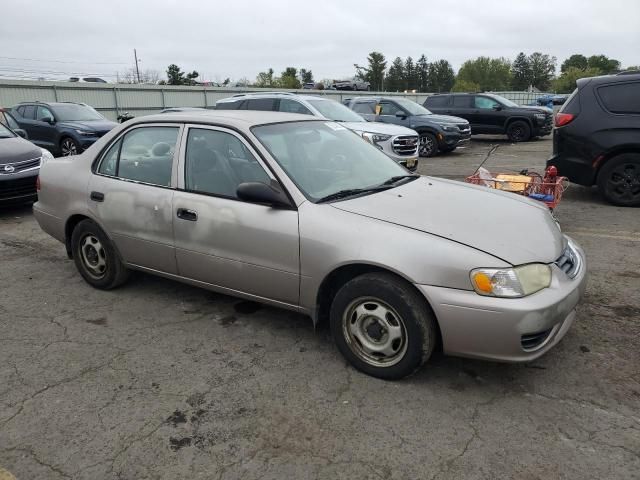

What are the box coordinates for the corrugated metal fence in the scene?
[0,79,553,121]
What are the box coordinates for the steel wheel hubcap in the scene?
[511,127,524,140]
[608,163,640,201]
[342,298,408,367]
[62,140,77,156]
[419,135,434,156]
[80,235,107,278]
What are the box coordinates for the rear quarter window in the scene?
[597,82,640,114]
[425,96,449,107]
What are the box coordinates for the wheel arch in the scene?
[594,147,640,185]
[64,213,122,261]
[504,116,534,131]
[314,263,443,346]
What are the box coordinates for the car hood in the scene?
[342,121,417,136]
[57,119,118,133]
[411,114,469,126]
[0,136,42,164]
[511,105,553,115]
[331,176,564,265]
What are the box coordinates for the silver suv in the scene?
[216,93,419,170]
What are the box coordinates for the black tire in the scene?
[71,219,130,289]
[506,120,531,142]
[596,154,640,207]
[60,137,80,156]
[419,133,438,157]
[329,273,438,380]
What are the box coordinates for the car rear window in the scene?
[246,98,277,111]
[453,96,472,107]
[597,82,640,114]
[216,100,245,110]
[559,88,581,114]
[425,96,449,107]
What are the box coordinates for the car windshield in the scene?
[53,104,105,121]
[253,120,411,202]
[487,94,519,107]
[306,99,366,122]
[0,122,15,139]
[393,98,433,115]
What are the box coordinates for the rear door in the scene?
[424,95,451,114]
[448,95,476,127]
[172,125,300,306]
[89,123,182,274]
[15,105,40,142]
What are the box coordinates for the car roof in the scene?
[16,101,85,107]
[129,110,322,128]
[216,93,335,104]
[583,72,640,85]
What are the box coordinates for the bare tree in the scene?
[117,68,162,84]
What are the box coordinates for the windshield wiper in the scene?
[380,175,419,186]
[316,186,391,203]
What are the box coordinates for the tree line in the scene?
[122,53,637,94]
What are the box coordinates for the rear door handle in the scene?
[176,208,198,221]
[90,191,104,202]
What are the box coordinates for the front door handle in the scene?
[90,191,104,202]
[176,208,198,221]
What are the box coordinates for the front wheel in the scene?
[506,121,531,142]
[419,133,438,157]
[60,137,80,156]
[71,219,130,289]
[330,273,438,380]
[597,154,640,207]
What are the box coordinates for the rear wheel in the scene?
[71,219,130,289]
[597,154,640,207]
[506,120,531,142]
[329,273,437,380]
[60,137,80,156]
[419,133,438,157]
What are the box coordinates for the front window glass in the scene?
[0,123,15,139]
[306,99,365,122]
[474,96,501,109]
[52,104,104,121]
[486,94,519,107]
[185,128,270,198]
[36,106,54,122]
[253,121,408,202]
[386,98,432,115]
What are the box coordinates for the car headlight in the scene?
[75,129,96,136]
[441,125,457,132]
[470,264,551,298]
[534,113,546,124]
[361,132,391,149]
[40,148,54,165]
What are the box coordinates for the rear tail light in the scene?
[36,176,40,191]
[555,112,575,127]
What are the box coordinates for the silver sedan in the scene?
[33,111,587,379]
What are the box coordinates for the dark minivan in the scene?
[547,72,640,207]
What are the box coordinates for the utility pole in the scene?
[134,49,141,84]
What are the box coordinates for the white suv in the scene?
[215,93,419,170]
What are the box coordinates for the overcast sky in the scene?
[1,0,638,83]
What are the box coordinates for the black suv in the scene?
[343,97,471,157]
[547,73,640,207]
[424,93,553,142]
[12,102,117,156]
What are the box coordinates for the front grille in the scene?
[555,241,581,279]
[521,328,553,351]
[0,175,38,199]
[0,156,41,175]
[457,123,471,134]
[392,135,418,156]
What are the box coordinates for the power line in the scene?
[0,55,127,65]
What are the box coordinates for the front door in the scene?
[172,126,300,306]
[471,95,505,133]
[88,124,182,274]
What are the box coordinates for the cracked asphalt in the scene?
[1,136,639,479]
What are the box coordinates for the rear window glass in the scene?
[425,96,449,107]
[597,82,640,114]
[216,100,245,110]
[246,98,277,111]
[453,96,472,107]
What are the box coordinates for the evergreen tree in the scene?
[511,52,532,90]
[417,54,429,92]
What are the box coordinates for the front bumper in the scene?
[417,242,588,362]
[438,131,471,149]
[0,170,39,204]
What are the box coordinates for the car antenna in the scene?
[472,144,499,175]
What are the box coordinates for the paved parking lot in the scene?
[1,136,639,479]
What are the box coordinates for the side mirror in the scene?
[236,181,292,208]
[492,105,502,111]
[14,128,28,139]
[395,111,407,118]
[39,117,55,124]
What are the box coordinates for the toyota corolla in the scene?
[33,111,587,379]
